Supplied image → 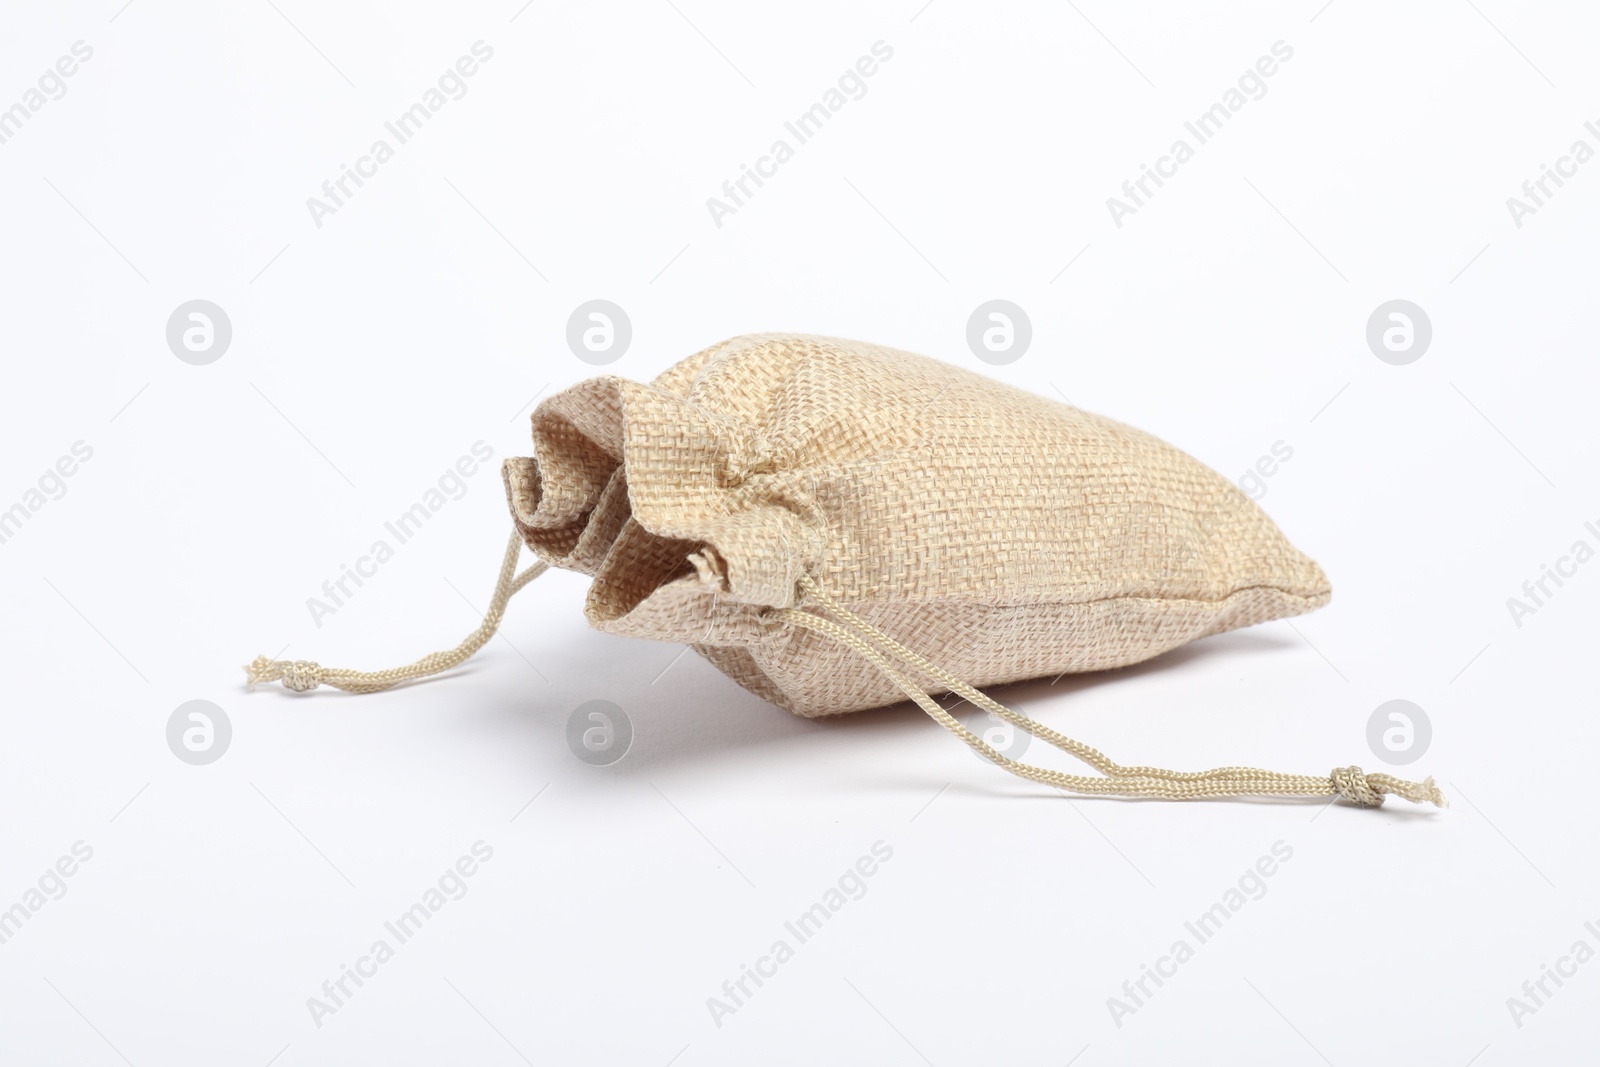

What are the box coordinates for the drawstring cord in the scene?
[245,530,546,694]
[244,528,1444,809]
[777,575,1443,808]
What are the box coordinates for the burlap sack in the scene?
[502,332,1330,718]
[247,333,1442,807]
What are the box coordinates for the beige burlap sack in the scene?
[248,333,1442,808]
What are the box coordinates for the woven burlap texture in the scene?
[503,333,1332,718]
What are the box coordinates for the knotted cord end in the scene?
[245,655,324,693]
[241,528,543,698]
[1331,766,1446,808]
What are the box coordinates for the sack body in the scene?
[503,333,1331,718]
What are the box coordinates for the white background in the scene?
[1,1,1595,1063]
